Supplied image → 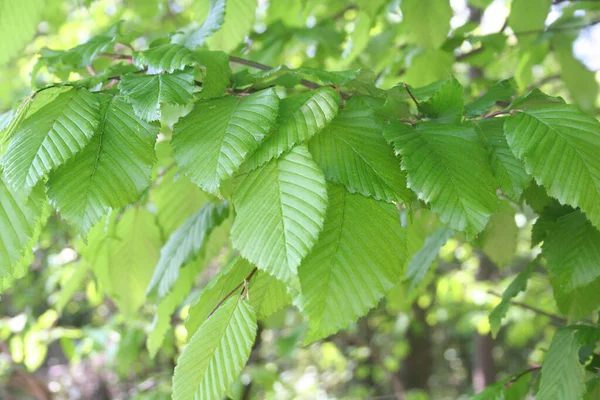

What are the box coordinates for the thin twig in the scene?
[228,56,322,90]
[487,291,567,324]
[208,267,258,318]
[402,83,419,106]
[505,365,541,388]
[516,19,600,36]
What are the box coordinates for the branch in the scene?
[402,82,419,106]
[483,109,516,119]
[515,19,600,36]
[228,56,321,90]
[505,365,541,388]
[208,267,258,318]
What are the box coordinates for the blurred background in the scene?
[0,0,599,399]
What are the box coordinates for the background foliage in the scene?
[1,0,600,399]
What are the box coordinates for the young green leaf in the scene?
[297,183,406,343]
[1,88,100,191]
[249,271,291,319]
[474,118,530,199]
[504,105,600,230]
[400,0,452,49]
[39,26,117,68]
[309,96,412,204]
[243,87,341,171]
[47,95,159,234]
[83,208,162,316]
[185,257,255,336]
[232,145,327,287]
[206,0,257,52]
[385,121,498,237]
[133,44,196,74]
[489,262,534,337]
[538,326,600,400]
[478,200,519,268]
[0,0,45,65]
[173,296,257,400]
[171,0,226,50]
[464,79,517,118]
[417,78,464,123]
[172,88,279,194]
[0,174,47,284]
[119,69,195,122]
[146,201,230,300]
[195,50,232,99]
[406,226,453,292]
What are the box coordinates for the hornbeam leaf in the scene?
[147,259,204,358]
[406,226,453,292]
[119,70,195,122]
[83,208,162,316]
[195,50,232,99]
[298,183,406,342]
[536,207,600,319]
[249,271,291,319]
[385,121,498,237]
[504,105,600,230]
[232,145,328,287]
[133,44,196,74]
[185,257,255,336]
[474,118,530,199]
[309,96,412,204]
[243,87,341,171]
[172,88,279,194]
[47,95,158,234]
[489,261,534,337]
[1,88,100,191]
[400,0,452,49]
[0,174,47,286]
[206,0,257,52]
[173,296,257,400]
[146,201,230,300]
[538,326,600,400]
[39,26,117,68]
[0,0,45,65]
[172,0,226,50]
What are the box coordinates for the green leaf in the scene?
[508,0,552,44]
[0,174,47,284]
[341,11,373,65]
[406,226,453,292]
[504,105,600,230]
[553,34,599,114]
[309,96,412,203]
[152,167,213,237]
[172,0,226,50]
[147,259,204,358]
[478,200,519,267]
[417,78,464,123]
[297,183,406,342]
[172,88,279,194]
[55,263,89,314]
[173,296,257,400]
[185,257,255,336]
[83,207,162,316]
[146,201,230,300]
[207,0,257,52]
[403,49,454,87]
[119,70,195,122]
[538,326,600,400]
[249,271,291,319]
[1,88,100,191]
[536,208,600,319]
[464,79,517,118]
[244,87,341,171]
[401,0,452,48]
[0,0,45,65]
[474,118,530,199]
[232,145,327,287]
[385,121,498,237]
[47,95,158,234]
[133,44,196,74]
[39,25,118,68]
[489,262,534,337]
[195,50,232,99]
